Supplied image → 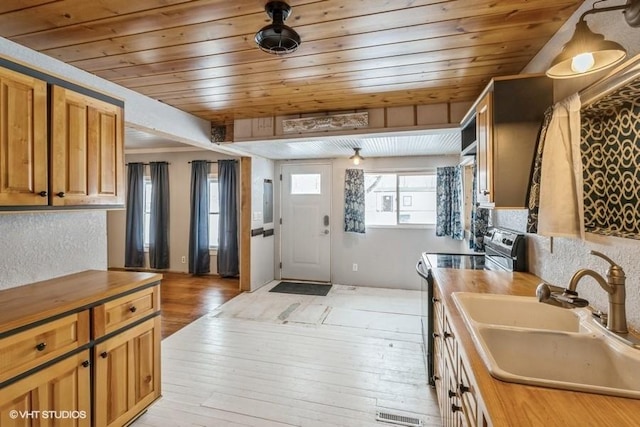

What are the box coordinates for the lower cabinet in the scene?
[0,350,91,427]
[432,287,490,427]
[94,317,161,427]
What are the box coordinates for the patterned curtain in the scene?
[469,162,489,251]
[436,166,463,240]
[344,169,365,233]
[526,107,554,233]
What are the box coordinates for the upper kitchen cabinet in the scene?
[463,75,553,208]
[51,85,124,207]
[0,67,48,206]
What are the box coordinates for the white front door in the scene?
[280,164,332,282]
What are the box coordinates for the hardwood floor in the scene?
[133,282,441,427]
[159,272,241,338]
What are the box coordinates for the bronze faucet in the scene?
[537,250,627,334]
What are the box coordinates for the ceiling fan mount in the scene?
[255,1,301,55]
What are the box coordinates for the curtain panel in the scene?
[124,163,145,268]
[188,160,210,275]
[469,162,489,251]
[526,107,554,234]
[149,162,170,269]
[217,160,239,278]
[344,169,365,234]
[436,166,463,240]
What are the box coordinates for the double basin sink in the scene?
[452,292,640,399]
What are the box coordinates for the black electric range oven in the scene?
[416,227,526,386]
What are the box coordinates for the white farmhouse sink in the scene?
[452,292,640,398]
[452,292,586,332]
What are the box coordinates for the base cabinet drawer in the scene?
[94,316,161,427]
[93,286,160,338]
[0,311,90,384]
[0,350,91,427]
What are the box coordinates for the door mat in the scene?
[269,282,332,296]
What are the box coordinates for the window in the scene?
[143,175,220,250]
[291,173,321,195]
[364,173,436,226]
[209,176,219,249]
[143,177,152,247]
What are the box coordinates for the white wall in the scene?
[107,150,236,274]
[275,155,472,291]
[0,211,107,290]
[250,157,276,291]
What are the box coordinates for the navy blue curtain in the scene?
[436,166,464,239]
[188,161,210,274]
[125,163,145,268]
[149,162,170,269]
[217,160,239,278]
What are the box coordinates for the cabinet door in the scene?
[0,67,48,206]
[51,85,124,206]
[475,92,493,205]
[0,350,91,427]
[94,316,161,427]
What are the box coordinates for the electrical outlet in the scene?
[181,256,186,264]
[352,263,358,272]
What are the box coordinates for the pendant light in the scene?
[349,148,365,165]
[255,1,301,55]
[546,0,640,79]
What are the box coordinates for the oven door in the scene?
[416,258,434,386]
[484,246,511,271]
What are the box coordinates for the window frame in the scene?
[364,170,437,229]
[208,174,220,250]
[143,175,152,249]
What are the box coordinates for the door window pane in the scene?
[291,174,321,195]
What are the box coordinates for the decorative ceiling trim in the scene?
[282,112,368,134]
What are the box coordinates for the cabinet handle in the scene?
[129,306,137,313]
[35,342,47,352]
[81,360,90,368]
[100,352,108,359]
[432,332,440,339]
[38,191,47,197]
[448,389,457,398]
[431,375,440,382]
[451,403,462,413]
[431,297,440,303]
[459,383,470,394]
[56,192,65,198]
[444,331,453,339]
[482,190,490,196]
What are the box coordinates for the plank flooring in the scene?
[159,272,241,338]
[134,281,440,427]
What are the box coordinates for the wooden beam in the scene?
[239,156,251,291]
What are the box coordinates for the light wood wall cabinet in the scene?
[0,67,48,206]
[0,270,161,427]
[462,75,552,208]
[0,61,125,209]
[432,286,490,427]
[51,85,124,206]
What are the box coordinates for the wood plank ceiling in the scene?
[0,0,583,125]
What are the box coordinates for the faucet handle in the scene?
[590,250,618,267]
[590,250,626,282]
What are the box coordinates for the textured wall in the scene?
[494,210,640,331]
[250,157,276,291]
[0,211,107,290]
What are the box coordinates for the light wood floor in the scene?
[134,281,441,427]
[160,272,241,338]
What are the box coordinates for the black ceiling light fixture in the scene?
[255,1,301,55]
[546,0,640,79]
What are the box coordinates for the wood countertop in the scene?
[429,264,640,427]
[0,270,162,335]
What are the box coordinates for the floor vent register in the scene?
[375,411,423,427]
